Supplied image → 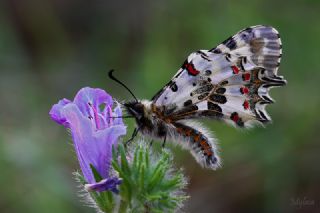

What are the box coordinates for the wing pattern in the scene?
[152,25,286,127]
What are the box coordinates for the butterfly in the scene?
[110,25,287,170]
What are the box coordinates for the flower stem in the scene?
[119,199,129,213]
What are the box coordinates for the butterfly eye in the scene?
[134,103,144,114]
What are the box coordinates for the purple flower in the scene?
[84,177,123,193]
[49,87,126,193]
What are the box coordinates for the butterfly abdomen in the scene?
[171,121,220,169]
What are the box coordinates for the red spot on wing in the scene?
[243,100,249,110]
[231,65,239,74]
[230,112,239,123]
[242,73,251,81]
[240,86,249,94]
[184,63,200,76]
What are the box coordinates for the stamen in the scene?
[107,105,113,126]
[88,102,100,129]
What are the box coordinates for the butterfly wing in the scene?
[152,25,286,127]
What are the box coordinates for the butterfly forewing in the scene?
[152,25,286,127]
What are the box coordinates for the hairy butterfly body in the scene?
[123,25,286,170]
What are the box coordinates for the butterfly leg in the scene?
[149,140,154,147]
[125,127,140,147]
[161,135,167,148]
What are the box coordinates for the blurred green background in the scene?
[1,0,319,212]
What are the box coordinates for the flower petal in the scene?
[93,124,126,178]
[113,103,124,125]
[84,177,122,193]
[73,87,113,118]
[49,98,71,127]
[62,103,97,184]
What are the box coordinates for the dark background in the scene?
[1,0,319,212]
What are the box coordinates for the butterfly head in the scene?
[123,100,154,131]
[123,101,144,120]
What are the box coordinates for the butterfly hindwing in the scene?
[152,25,286,128]
[212,25,282,75]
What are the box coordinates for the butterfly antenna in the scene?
[108,115,134,119]
[108,69,138,102]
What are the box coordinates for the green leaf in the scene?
[119,144,131,175]
[138,164,145,190]
[145,146,150,169]
[132,145,139,171]
[90,164,103,182]
[112,160,131,185]
[110,141,188,212]
[74,172,87,185]
[147,167,165,191]
[136,146,144,175]
[161,173,184,191]
[112,145,118,163]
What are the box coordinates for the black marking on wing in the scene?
[198,93,210,100]
[221,80,229,85]
[223,36,237,50]
[207,102,223,116]
[258,110,268,120]
[163,105,178,116]
[170,82,178,92]
[225,53,231,62]
[183,99,193,107]
[239,57,246,70]
[211,48,222,53]
[175,70,184,78]
[209,94,227,104]
[197,50,211,61]
[262,95,274,104]
[216,87,226,94]
[205,70,212,75]
[171,104,199,119]
[193,84,214,94]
